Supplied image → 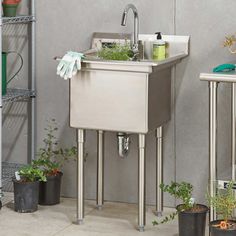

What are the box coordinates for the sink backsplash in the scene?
[139,34,190,58]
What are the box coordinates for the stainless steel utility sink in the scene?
[70,34,190,133]
[69,33,189,232]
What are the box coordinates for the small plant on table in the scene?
[224,34,236,54]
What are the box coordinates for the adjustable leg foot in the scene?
[154,211,163,217]
[73,219,83,225]
[138,226,145,232]
[97,205,103,211]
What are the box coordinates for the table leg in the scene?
[232,83,236,217]
[209,81,218,221]
[232,83,236,181]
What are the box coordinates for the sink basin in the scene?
[70,34,189,133]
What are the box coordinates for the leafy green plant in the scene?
[224,34,236,54]
[32,119,77,176]
[207,181,236,229]
[18,165,46,182]
[153,181,194,226]
[97,43,134,61]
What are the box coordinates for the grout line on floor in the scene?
[51,223,73,236]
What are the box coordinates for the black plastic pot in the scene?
[177,204,208,236]
[210,220,236,236]
[13,179,39,213]
[38,172,63,205]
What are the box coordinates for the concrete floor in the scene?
[0,193,188,236]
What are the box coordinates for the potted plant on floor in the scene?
[208,181,236,236]
[32,119,77,205]
[153,181,208,236]
[2,0,21,17]
[13,165,46,213]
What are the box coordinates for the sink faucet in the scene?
[121,4,139,53]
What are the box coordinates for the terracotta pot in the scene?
[2,0,21,17]
[2,0,21,4]
[210,220,236,236]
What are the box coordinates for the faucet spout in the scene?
[121,4,139,52]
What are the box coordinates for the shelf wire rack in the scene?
[2,15,34,25]
[3,88,36,103]
[0,1,36,206]
[2,162,25,192]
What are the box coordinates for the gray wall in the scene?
[175,0,236,204]
[36,0,176,206]
[5,0,236,207]
[36,0,236,206]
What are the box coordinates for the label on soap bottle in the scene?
[153,44,166,61]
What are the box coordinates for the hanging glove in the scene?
[56,51,85,80]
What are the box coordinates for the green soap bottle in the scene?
[152,32,166,61]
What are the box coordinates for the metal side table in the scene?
[200,71,236,221]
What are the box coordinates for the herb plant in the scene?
[18,165,46,182]
[97,44,134,61]
[32,119,77,176]
[207,181,236,230]
[153,181,194,226]
[224,34,236,54]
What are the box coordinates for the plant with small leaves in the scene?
[207,181,236,230]
[33,119,77,176]
[153,211,178,226]
[153,181,194,226]
[98,43,134,61]
[161,181,194,211]
[224,34,236,54]
[17,165,46,182]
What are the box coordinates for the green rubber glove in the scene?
[57,51,85,80]
[213,64,236,73]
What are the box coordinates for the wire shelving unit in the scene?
[0,1,36,207]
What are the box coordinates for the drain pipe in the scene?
[117,133,130,158]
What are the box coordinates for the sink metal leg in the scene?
[154,126,163,217]
[138,134,146,232]
[97,130,104,210]
[209,81,218,221]
[75,129,85,225]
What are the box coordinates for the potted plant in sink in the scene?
[208,181,236,236]
[13,164,46,213]
[153,181,208,236]
[32,119,77,205]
